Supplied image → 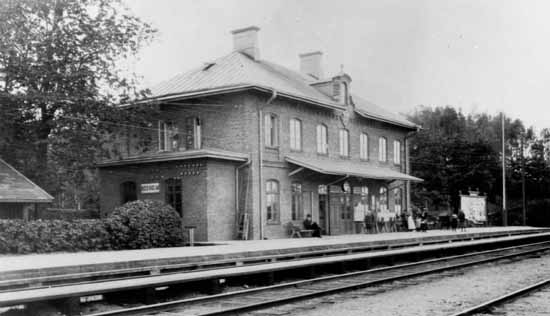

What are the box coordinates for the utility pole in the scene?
[501,112,507,226]
[521,134,526,225]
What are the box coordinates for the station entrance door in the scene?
[328,192,354,235]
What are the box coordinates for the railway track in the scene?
[449,278,550,316]
[84,240,550,316]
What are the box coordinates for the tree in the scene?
[408,105,550,226]
[0,0,156,208]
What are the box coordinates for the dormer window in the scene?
[333,82,341,98]
[342,82,349,105]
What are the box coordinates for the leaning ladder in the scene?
[237,213,249,240]
[236,166,251,240]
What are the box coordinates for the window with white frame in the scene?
[339,129,349,157]
[264,114,278,147]
[360,133,369,160]
[193,117,202,149]
[378,137,387,162]
[291,182,303,220]
[158,120,175,151]
[266,180,280,222]
[379,186,388,211]
[289,118,302,151]
[316,124,328,154]
[393,140,401,164]
[393,188,402,213]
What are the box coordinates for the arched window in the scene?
[316,124,328,154]
[264,114,279,147]
[360,133,369,160]
[120,181,137,204]
[393,188,402,214]
[266,180,280,222]
[393,140,401,165]
[291,182,303,220]
[361,186,369,200]
[379,186,388,211]
[342,82,349,105]
[339,129,349,157]
[378,137,387,162]
[289,118,302,151]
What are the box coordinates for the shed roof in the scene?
[0,158,54,203]
[286,155,423,182]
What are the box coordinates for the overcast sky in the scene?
[124,0,550,131]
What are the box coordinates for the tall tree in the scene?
[0,0,156,207]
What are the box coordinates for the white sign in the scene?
[460,195,487,222]
[140,183,160,194]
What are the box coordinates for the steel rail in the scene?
[448,278,550,316]
[86,240,550,316]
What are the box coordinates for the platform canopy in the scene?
[285,155,423,182]
[0,158,54,203]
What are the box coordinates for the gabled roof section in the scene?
[0,158,53,203]
[149,51,344,110]
[352,94,418,130]
[145,50,417,129]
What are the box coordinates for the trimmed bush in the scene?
[104,199,184,250]
[0,219,110,254]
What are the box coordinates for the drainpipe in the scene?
[257,89,277,240]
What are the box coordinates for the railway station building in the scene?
[0,158,54,219]
[98,26,422,241]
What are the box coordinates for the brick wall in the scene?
[99,90,413,240]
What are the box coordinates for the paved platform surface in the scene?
[0,226,546,276]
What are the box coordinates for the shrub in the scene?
[104,199,184,250]
[0,219,110,254]
[37,208,100,220]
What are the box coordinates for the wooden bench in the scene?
[287,223,313,238]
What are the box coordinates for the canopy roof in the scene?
[97,148,249,167]
[286,155,423,182]
[0,158,54,203]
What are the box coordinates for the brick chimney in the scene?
[299,51,323,80]
[231,26,260,60]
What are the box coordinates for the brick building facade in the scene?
[98,26,422,241]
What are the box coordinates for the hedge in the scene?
[0,219,110,254]
[0,200,184,254]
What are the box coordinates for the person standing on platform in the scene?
[451,212,458,231]
[303,214,322,238]
[458,209,466,232]
[353,200,367,234]
[420,210,428,232]
[400,212,408,232]
[406,211,416,232]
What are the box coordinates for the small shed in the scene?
[0,158,53,219]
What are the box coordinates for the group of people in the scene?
[301,208,468,238]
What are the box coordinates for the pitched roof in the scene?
[352,94,418,129]
[0,158,54,203]
[147,51,417,129]
[149,51,342,110]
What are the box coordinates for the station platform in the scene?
[1,226,549,282]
